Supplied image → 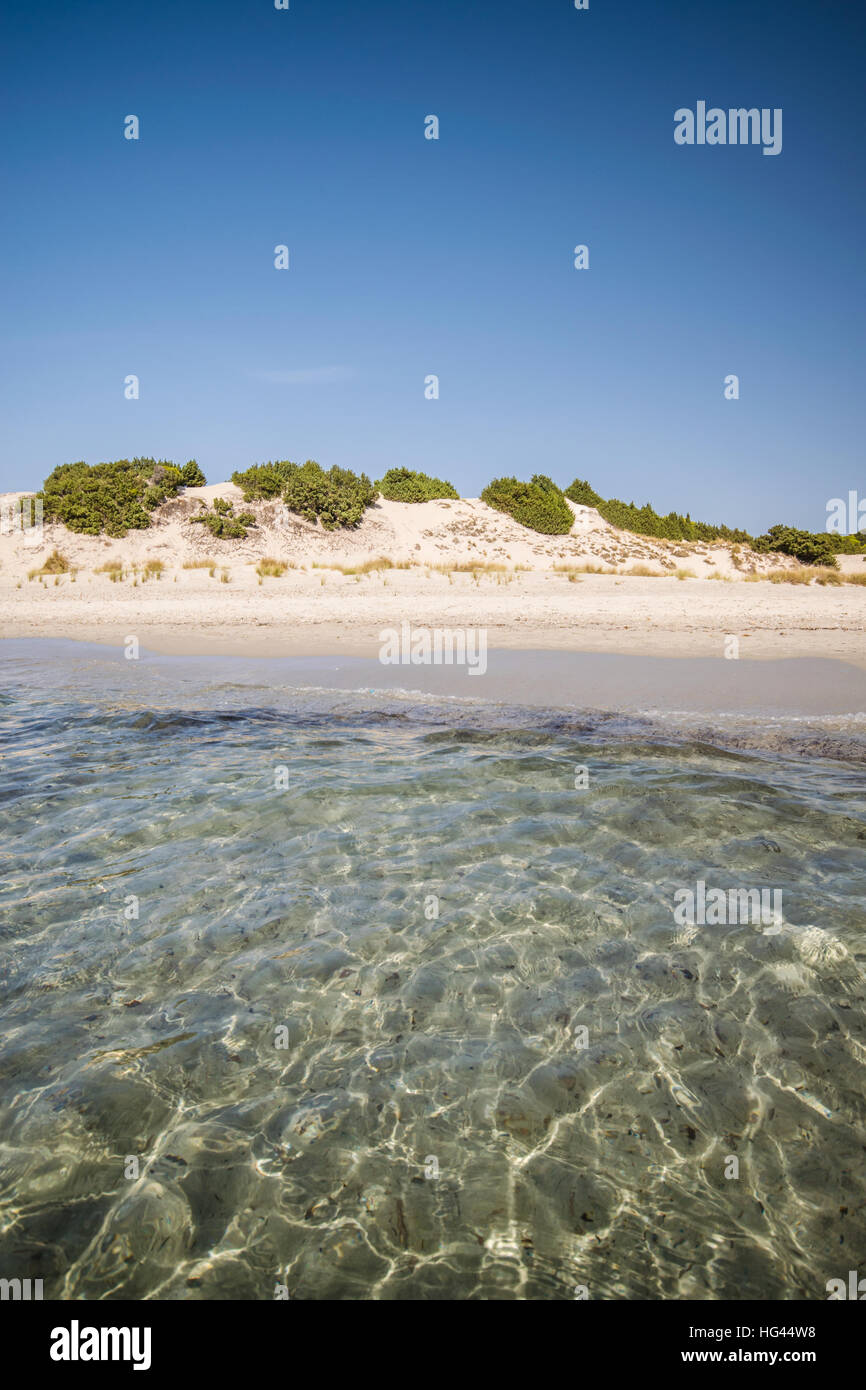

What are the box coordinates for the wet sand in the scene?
[3,638,864,720]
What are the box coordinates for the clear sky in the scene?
[1,0,864,533]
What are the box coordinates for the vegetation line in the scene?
[18,459,865,568]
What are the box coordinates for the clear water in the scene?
[1,643,866,1300]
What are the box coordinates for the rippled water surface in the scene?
[2,642,866,1300]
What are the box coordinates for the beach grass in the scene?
[767,568,814,585]
[257,557,287,578]
[311,556,408,576]
[28,549,71,579]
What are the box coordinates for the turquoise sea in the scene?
[1,641,865,1300]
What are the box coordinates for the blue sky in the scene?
[1,0,864,533]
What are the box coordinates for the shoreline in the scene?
[4,490,865,674]
[3,568,866,669]
[3,613,866,668]
[4,637,865,722]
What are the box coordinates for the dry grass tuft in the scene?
[94,557,125,579]
[257,557,287,578]
[552,564,584,583]
[29,549,71,579]
[767,568,813,585]
[555,561,610,575]
[430,561,508,577]
[312,556,410,576]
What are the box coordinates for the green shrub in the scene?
[562,476,753,544]
[231,461,299,500]
[234,459,376,529]
[180,460,206,487]
[827,532,866,554]
[595,495,752,545]
[481,475,574,535]
[376,467,459,502]
[565,478,604,507]
[753,525,838,568]
[549,471,858,566]
[41,458,189,537]
[566,474,853,565]
[190,498,257,539]
[143,465,182,508]
[284,461,375,528]
[597,503,839,564]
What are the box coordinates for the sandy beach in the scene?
[4,0,866,1320]
[3,485,866,670]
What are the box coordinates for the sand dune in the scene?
[2,486,865,666]
[0,484,821,574]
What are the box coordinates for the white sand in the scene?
[2,486,865,667]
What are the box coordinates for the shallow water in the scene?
[1,642,866,1300]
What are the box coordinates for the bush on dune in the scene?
[232,459,376,529]
[564,478,604,507]
[231,461,298,500]
[828,532,866,555]
[191,497,257,539]
[564,476,852,565]
[752,524,838,568]
[481,474,574,535]
[591,494,751,545]
[180,460,206,487]
[283,461,376,528]
[41,458,196,537]
[376,467,459,502]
